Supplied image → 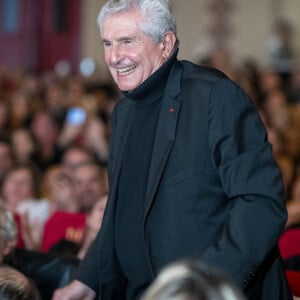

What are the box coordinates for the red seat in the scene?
[285,270,300,296]
[13,214,25,249]
[279,227,300,259]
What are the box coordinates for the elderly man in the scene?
[52,0,291,299]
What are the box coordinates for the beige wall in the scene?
[80,0,108,78]
[80,0,300,78]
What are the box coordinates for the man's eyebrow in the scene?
[118,36,134,41]
[102,35,136,43]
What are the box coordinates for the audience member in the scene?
[40,210,86,253]
[290,66,300,104]
[1,163,41,214]
[0,101,10,135]
[72,162,107,212]
[8,91,32,129]
[30,109,62,170]
[260,70,283,96]
[61,145,95,176]
[0,201,17,262]
[0,265,41,300]
[265,126,285,159]
[275,154,294,199]
[1,163,49,250]
[0,136,14,186]
[266,19,295,85]
[286,175,300,228]
[42,165,78,213]
[141,260,245,300]
[10,127,40,164]
[77,194,108,259]
[45,194,108,259]
[58,109,109,163]
[44,79,68,123]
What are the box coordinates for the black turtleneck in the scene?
[114,52,177,300]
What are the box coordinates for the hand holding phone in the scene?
[66,107,86,125]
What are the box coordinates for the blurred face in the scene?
[11,129,35,162]
[62,149,92,175]
[2,169,34,212]
[73,165,104,212]
[0,235,5,263]
[0,103,8,128]
[31,112,58,145]
[46,83,65,110]
[0,144,13,180]
[291,178,300,201]
[102,9,166,91]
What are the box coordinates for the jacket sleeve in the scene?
[200,78,287,287]
[75,106,122,293]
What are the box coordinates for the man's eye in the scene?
[123,40,132,44]
[103,41,111,47]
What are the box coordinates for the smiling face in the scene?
[101,9,170,91]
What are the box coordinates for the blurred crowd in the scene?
[0,15,299,258]
[1,47,300,249]
[199,47,300,227]
[1,41,300,297]
[0,68,120,254]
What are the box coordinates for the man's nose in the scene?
[110,45,123,64]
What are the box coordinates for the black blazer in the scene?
[76,59,292,299]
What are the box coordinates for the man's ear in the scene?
[161,31,177,59]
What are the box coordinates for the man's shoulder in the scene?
[179,60,228,84]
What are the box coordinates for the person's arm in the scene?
[51,280,96,300]
[286,200,300,228]
[200,78,287,288]
[72,105,125,294]
[84,118,109,163]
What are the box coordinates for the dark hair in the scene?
[3,162,42,198]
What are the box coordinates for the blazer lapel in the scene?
[144,61,183,221]
[110,101,135,193]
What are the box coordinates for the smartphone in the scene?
[66,107,86,125]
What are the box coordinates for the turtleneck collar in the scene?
[123,48,178,103]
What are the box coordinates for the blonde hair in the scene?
[0,201,17,242]
[0,265,40,300]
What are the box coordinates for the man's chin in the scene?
[114,77,139,92]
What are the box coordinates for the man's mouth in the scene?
[117,66,136,76]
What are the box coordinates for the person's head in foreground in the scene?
[141,260,245,300]
[0,201,17,263]
[0,265,40,300]
[97,0,178,91]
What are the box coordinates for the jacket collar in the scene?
[143,60,184,222]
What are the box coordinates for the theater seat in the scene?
[279,226,300,259]
[285,270,300,296]
[279,225,300,296]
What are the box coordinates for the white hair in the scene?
[141,260,246,300]
[97,0,177,44]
